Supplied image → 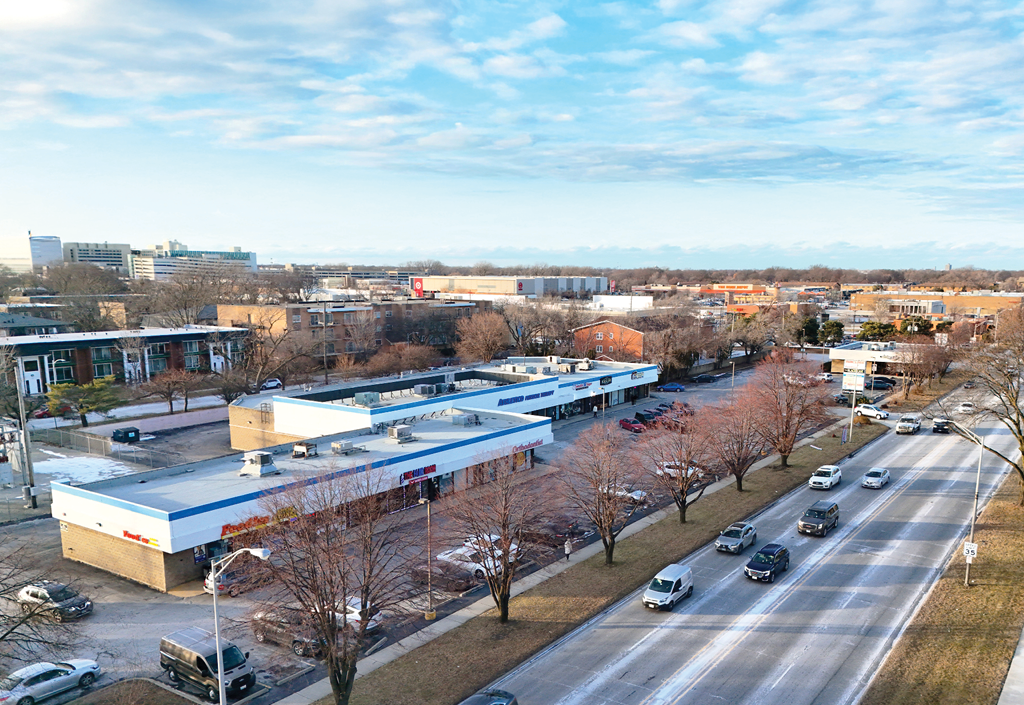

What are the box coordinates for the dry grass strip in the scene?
[860,471,1024,705]
[334,424,888,705]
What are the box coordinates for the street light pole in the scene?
[418,498,435,619]
[730,361,736,395]
[210,547,271,704]
[14,366,37,509]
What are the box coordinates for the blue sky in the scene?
[1,0,1022,269]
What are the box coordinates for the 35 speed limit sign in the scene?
[964,542,979,562]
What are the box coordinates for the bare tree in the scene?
[635,411,712,523]
[156,263,233,327]
[240,308,317,388]
[440,451,550,622]
[495,300,550,356]
[703,397,767,492]
[559,424,646,565]
[137,371,183,414]
[115,333,148,386]
[248,466,412,705]
[455,312,508,362]
[344,310,379,358]
[747,350,833,467]
[211,370,251,404]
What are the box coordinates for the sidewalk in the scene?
[274,417,858,705]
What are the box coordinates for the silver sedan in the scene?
[862,467,891,489]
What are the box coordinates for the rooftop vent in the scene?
[353,391,380,406]
[240,451,278,477]
[292,442,318,459]
[387,425,415,443]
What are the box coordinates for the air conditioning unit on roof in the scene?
[239,451,277,477]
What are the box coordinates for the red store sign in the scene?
[401,464,438,485]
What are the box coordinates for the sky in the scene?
[1,0,1022,270]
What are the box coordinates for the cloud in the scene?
[53,115,130,128]
[483,54,564,79]
[594,49,656,65]
[657,21,719,48]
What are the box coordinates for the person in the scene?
[564,538,572,562]
[593,407,599,419]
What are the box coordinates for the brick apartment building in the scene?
[571,320,645,361]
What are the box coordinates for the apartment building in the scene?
[62,242,133,275]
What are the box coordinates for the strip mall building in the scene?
[51,357,658,591]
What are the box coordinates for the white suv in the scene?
[809,465,842,490]
[895,415,921,434]
[855,404,889,419]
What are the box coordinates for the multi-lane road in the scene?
[497,418,1014,705]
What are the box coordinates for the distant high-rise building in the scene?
[944,263,952,271]
[0,232,63,274]
[131,241,258,280]
[63,241,133,275]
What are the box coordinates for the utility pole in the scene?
[322,300,329,386]
[15,367,37,509]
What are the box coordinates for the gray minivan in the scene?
[160,626,256,701]
[641,564,693,610]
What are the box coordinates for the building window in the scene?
[148,343,168,356]
[93,363,113,378]
[326,328,335,340]
[91,347,114,361]
[596,345,603,353]
[385,310,393,318]
[344,312,354,323]
[385,324,392,332]
[595,332,603,340]
[326,313,334,325]
[375,339,382,346]
[150,358,168,373]
[183,340,199,354]
[54,367,75,382]
[326,343,336,354]
[184,355,201,369]
[345,341,356,352]
[608,332,614,340]
[52,349,74,363]
[375,312,381,319]
[376,325,382,332]
[292,314,301,324]
[309,314,320,327]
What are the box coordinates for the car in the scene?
[895,415,921,434]
[855,404,889,419]
[412,562,477,592]
[0,660,101,703]
[436,546,502,579]
[808,465,842,490]
[955,402,977,414]
[833,393,869,405]
[691,374,715,383]
[203,569,251,598]
[744,544,790,583]
[862,467,890,489]
[31,404,72,419]
[798,501,840,536]
[619,418,644,433]
[655,463,706,483]
[865,378,894,390]
[601,485,650,505]
[932,417,951,433]
[520,516,588,547]
[459,689,519,705]
[338,596,381,634]
[641,564,693,610]
[963,381,976,389]
[464,534,520,561]
[715,522,757,554]
[251,607,323,656]
[634,411,659,427]
[656,382,687,392]
[16,581,93,622]
[260,378,283,391]
[815,372,834,383]
[644,408,665,418]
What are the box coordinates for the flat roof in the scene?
[67,410,545,516]
[6,325,245,347]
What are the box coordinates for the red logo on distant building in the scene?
[413,279,424,296]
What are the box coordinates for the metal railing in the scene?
[30,428,187,469]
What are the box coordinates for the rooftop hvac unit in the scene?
[578,359,593,371]
[547,355,561,364]
[414,384,435,396]
[239,451,277,477]
[353,391,381,406]
[524,366,537,374]
[292,442,318,459]
[332,440,360,455]
[387,425,414,443]
[559,363,577,374]
[452,414,479,426]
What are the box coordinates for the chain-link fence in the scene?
[0,488,52,524]
[30,428,186,469]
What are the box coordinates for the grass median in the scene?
[337,422,888,705]
[860,470,1024,705]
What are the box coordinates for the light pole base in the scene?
[424,610,436,621]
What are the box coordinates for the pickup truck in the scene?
[895,415,921,434]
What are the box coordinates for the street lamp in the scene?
[949,419,985,587]
[417,498,436,620]
[730,361,736,394]
[210,547,271,704]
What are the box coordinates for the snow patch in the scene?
[34,457,137,485]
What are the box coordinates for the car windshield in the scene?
[208,645,247,674]
[722,529,743,539]
[0,675,24,690]
[49,587,78,602]
[805,510,825,519]
[751,552,774,564]
[649,578,673,593]
[866,471,882,478]
[813,469,833,477]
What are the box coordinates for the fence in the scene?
[30,428,187,470]
[0,489,52,525]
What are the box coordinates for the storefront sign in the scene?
[122,529,160,549]
[599,376,613,386]
[194,545,208,564]
[630,371,645,380]
[574,382,591,391]
[513,439,543,453]
[402,464,439,485]
[498,389,553,406]
[221,515,270,538]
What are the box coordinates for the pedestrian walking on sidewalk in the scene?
[593,407,598,419]
[564,538,572,561]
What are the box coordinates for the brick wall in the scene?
[228,404,306,451]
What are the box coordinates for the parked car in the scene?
[932,418,951,433]
[634,411,659,427]
[744,544,790,583]
[656,382,686,392]
[521,516,588,547]
[32,404,72,419]
[459,689,519,705]
[798,500,840,536]
[464,534,520,561]
[412,562,477,592]
[259,378,283,391]
[0,660,101,704]
[815,372,834,383]
[865,378,894,390]
[601,485,649,505]
[204,569,251,598]
[963,381,976,389]
[715,522,757,554]
[619,418,644,433]
[855,404,889,419]
[862,467,891,489]
[896,414,921,434]
[436,546,502,579]
[691,374,715,383]
[16,581,93,622]
[808,465,842,490]
[833,393,870,405]
[955,402,977,414]
[251,607,323,656]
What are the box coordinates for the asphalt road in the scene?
[495,418,1015,705]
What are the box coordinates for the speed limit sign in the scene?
[964,542,978,562]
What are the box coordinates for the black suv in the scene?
[16,581,93,622]
[933,418,951,434]
[798,500,840,537]
[744,544,790,583]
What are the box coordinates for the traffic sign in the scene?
[963,542,978,562]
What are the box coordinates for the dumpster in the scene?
[112,427,140,444]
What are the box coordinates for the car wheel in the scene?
[822,524,828,537]
[292,641,307,656]
[254,629,266,643]
[79,672,96,687]
[686,585,693,598]
[16,697,34,705]
[228,586,240,598]
[783,559,790,572]
[167,669,180,683]
[19,602,31,613]
[51,610,64,623]
[768,572,775,584]
[474,569,484,579]
[207,685,218,702]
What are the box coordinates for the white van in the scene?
[641,564,693,610]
